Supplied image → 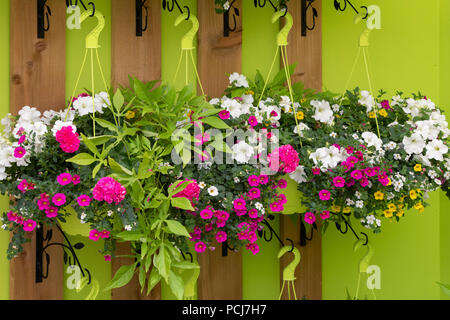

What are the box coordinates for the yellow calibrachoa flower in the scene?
[300,97,307,104]
[296,111,304,120]
[383,209,393,218]
[379,109,388,117]
[387,203,397,212]
[387,178,392,186]
[396,209,404,217]
[399,195,406,203]
[343,207,351,214]
[245,90,254,95]
[368,111,376,119]
[414,164,422,172]
[374,191,384,200]
[331,205,341,213]
[125,110,136,119]
[409,190,418,200]
[414,202,425,213]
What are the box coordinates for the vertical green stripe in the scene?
[242,3,281,300]
[0,0,10,301]
[64,0,112,300]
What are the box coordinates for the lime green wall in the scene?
[64,0,112,300]
[322,0,447,299]
[0,0,10,301]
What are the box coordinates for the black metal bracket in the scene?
[37,0,51,39]
[253,0,280,12]
[66,0,96,16]
[136,0,149,37]
[334,0,368,19]
[35,223,91,284]
[335,214,369,245]
[301,0,318,37]
[299,219,316,246]
[162,0,190,20]
[223,0,239,37]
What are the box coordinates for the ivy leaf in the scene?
[66,153,96,166]
[104,263,137,291]
[165,220,191,238]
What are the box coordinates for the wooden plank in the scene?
[196,0,243,300]
[9,0,66,300]
[285,0,322,91]
[280,0,322,300]
[111,0,162,300]
[111,0,161,88]
[280,216,322,300]
[198,0,242,97]
[111,242,161,300]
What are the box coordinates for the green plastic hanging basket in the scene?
[59,205,91,237]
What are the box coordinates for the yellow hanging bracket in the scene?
[355,12,372,48]
[174,12,199,50]
[272,10,293,47]
[277,242,301,300]
[79,9,105,49]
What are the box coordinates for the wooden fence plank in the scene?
[111,0,162,300]
[280,0,322,300]
[9,0,66,300]
[196,0,243,300]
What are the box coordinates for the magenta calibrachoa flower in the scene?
[72,174,81,185]
[89,229,101,241]
[57,173,72,186]
[215,231,227,243]
[270,201,283,212]
[248,175,260,187]
[200,208,213,219]
[77,194,91,207]
[13,147,26,159]
[248,187,261,199]
[172,179,200,205]
[318,189,331,201]
[320,210,330,220]
[22,219,37,232]
[333,176,345,188]
[45,207,58,218]
[278,179,287,189]
[248,115,258,127]
[194,241,207,253]
[92,177,127,204]
[218,110,230,120]
[52,193,67,207]
[17,179,34,193]
[304,212,316,225]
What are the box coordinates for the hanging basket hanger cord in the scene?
[65,8,113,137]
[173,12,205,97]
[258,9,303,147]
[339,12,381,139]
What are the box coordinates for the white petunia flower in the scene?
[311,100,334,124]
[361,132,382,150]
[293,122,310,137]
[52,120,76,136]
[355,200,364,208]
[198,181,206,189]
[358,90,375,112]
[403,133,425,155]
[207,186,219,196]
[232,141,254,163]
[229,72,249,88]
[289,165,307,183]
[425,139,448,161]
[234,177,240,183]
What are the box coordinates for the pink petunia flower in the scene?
[278,179,287,189]
[218,110,230,120]
[267,145,300,174]
[93,177,127,204]
[45,207,58,218]
[14,147,26,159]
[319,190,331,201]
[57,173,73,186]
[248,187,261,200]
[52,193,67,207]
[200,209,213,219]
[304,212,316,225]
[333,176,346,188]
[89,229,101,241]
[55,126,80,153]
[23,219,37,232]
[77,194,91,207]
[215,231,227,243]
[194,241,207,253]
[320,210,330,220]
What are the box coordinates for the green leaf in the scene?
[147,267,162,296]
[437,282,450,297]
[113,89,125,112]
[173,261,200,270]
[165,220,191,238]
[88,135,115,146]
[66,153,96,166]
[104,263,137,291]
[201,116,230,129]
[81,133,99,157]
[115,231,144,241]
[96,118,118,132]
[154,246,171,282]
[171,197,194,211]
[139,266,146,291]
[168,270,184,300]
[92,162,102,178]
[108,157,133,176]
[134,78,150,104]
